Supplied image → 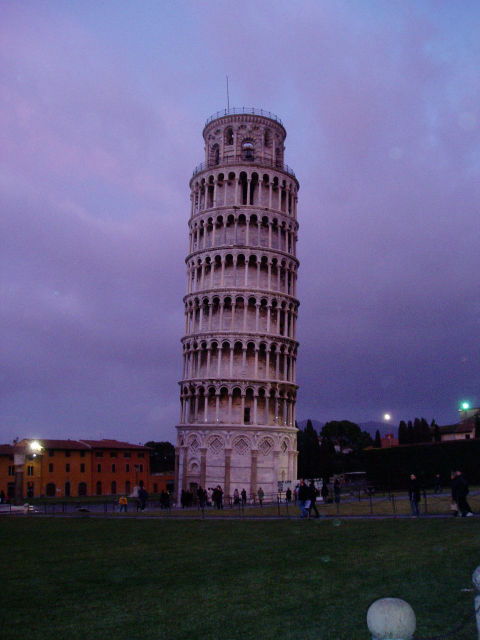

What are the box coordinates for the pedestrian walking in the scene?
[408,473,420,516]
[453,470,473,517]
[297,478,310,518]
[257,487,264,506]
[308,480,319,518]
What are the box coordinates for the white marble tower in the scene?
[175,108,299,500]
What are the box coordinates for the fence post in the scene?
[367,597,416,640]
[473,565,480,640]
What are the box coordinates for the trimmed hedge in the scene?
[359,439,480,490]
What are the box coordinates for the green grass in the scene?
[0,517,478,639]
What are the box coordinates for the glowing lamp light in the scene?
[461,402,470,411]
[30,440,42,452]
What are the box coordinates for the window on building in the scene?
[65,463,70,472]
[111,464,116,473]
[96,481,102,496]
[111,481,117,495]
[95,451,103,457]
[80,463,85,473]
[97,464,102,473]
[27,482,34,497]
[48,450,54,457]
[125,481,131,494]
[65,451,71,457]
[27,466,34,476]
[78,482,87,496]
[49,463,54,473]
[126,464,130,472]
[124,452,131,458]
[110,451,117,458]
[139,464,144,472]
[80,451,86,457]
[65,481,71,497]
[8,466,14,476]
[138,452,144,458]
[153,483,158,493]
[244,407,251,423]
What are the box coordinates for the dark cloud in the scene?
[1,3,479,444]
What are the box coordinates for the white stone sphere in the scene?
[367,597,416,639]
[472,565,480,591]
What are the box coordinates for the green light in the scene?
[461,402,470,410]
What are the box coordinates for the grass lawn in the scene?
[0,517,478,639]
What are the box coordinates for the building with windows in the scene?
[175,108,300,499]
[0,439,156,500]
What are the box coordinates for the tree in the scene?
[145,441,175,472]
[321,420,372,453]
[407,421,414,444]
[374,430,382,448]
[398,421,407,445]
[297,419,322,479]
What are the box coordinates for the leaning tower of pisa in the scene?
[175,108,300,501]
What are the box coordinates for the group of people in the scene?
[296,478,340,518]
[116,481,151,513]
[408,470,473,517]
[190,485,225,509]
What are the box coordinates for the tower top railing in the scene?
[192,155,296,180]
[204,107,284,127]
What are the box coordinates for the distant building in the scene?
[381,433,398,448]
[434,408,479,442]
[0,438,174,501]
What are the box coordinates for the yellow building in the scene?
[0,439,154,500]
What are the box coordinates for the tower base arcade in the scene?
[175,425,298,500]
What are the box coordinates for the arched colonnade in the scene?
[186,250,298,296]
[181,337,297,384]
[189,211,298,256]
[184,293,298,339]
[190,170,298,218]
[179,382,297,427]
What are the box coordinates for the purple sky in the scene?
[1,2,479,444]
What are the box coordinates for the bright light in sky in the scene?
[383,413,391,421]
[29,441,42,452]
[461,402,470,410]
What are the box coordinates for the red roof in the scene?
[18,438,149,451]
[78,439,149,450]
[0,444,14,455]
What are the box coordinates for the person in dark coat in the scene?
[285,487,292,503]
[453,470,473,517]
[333,479,341,505]
[297,478,310,518]
[138,483,148,511]
[241,488,247,505]
[321,481,329,503]
[408,473,420,516]
[197,486,206,508]
[450,471,458,516]
[308,480,319,518]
